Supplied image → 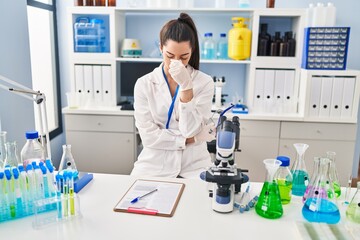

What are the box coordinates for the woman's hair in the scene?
[159,13,200,70]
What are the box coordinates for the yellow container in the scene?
[228,17,252,60]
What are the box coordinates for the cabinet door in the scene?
[278,139,355,186]
[235,136,279,182]
[66,131,134,174]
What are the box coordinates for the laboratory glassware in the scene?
[302,157,340,224]
[275,156,293,205]
[327,151,341,198]
[0,131,7,167]
[291,143,310,196]
[59,144,78,176]
[255,159,283,219]
[346,181,360,223]
[3,141,20,168]
[20,131,45,168]
[303,157,321,203]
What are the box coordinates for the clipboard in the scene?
[113,179,185,217]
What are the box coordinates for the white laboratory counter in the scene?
[1,174,356,240]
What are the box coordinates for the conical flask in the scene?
[303,157,320,203]
[255,159,283,219]
[0,131,7,168]
[326,151,341,198]
[346,181,360,223]
[291,143,310,196]
[4,141,20,168]
[59,144,78,175]
[302,157,340,224]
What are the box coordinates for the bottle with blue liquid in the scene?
[216,33,228,60]
[302,157,340,224]
[291,143,310,196]
[203,32,216,60]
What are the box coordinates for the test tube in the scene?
[69,172,75,216]
[4,169,15,218]
[55,174,62,219]
[12,168,24,217]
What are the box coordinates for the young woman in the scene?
[131,13,215,178]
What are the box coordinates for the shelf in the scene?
[116,57,251,64]
[115,8,255,14]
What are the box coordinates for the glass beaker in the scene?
[0,131,7,167]
[4,141,20,168]
[59,144,78,176]
[255,159,283,219]
[302,157,340,224]
[327,151,341,198]
[346,181,360,223]
[303,157,320,203]
[291,143,310,196]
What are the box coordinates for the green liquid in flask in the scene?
[255,181,283,219]
[332,181,341,198]
[277,178,292,205]
[346,202,360,223]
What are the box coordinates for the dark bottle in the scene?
[258,23,271,56]
[279,38,288,57]
[286,31,296,57]
[74,0,84,6]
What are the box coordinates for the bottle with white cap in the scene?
[325,2,336,27]
[306,3,315,27]
[312,2,326,27]
[20,131,45,168]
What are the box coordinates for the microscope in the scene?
[204,115,249,213]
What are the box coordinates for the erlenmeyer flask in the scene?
[291,143,310,196]
[255,159,283,219]
[4,141,20,168]
[302,157,340,224]
[303,157,320,203]
[346,181,360,223]
[59,144,78,176]
[326,151,341,198]
[0,131,7,168]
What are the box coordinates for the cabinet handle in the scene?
[316,129,321,134]
[283,145,288,148]
[97,122,102,126]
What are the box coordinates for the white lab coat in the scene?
[131,63,214,179]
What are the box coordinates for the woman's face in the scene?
[161,40,192,71]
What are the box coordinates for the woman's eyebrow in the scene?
[165,51,190,56]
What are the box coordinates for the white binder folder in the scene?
[83,65,94,98]
[284,70,296,113]
[274,70,286,113]
[308,76,322,117]
[330,77,344,118]
[102,65,112,106]
[341,77,355,118]
[93,65,103,105]
[74,65,85,95]
[319,76,333,117]
[253,69,265,112]
[263,70,275,113]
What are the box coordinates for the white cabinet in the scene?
[235,120,280,182]
[278,121,357,186]
[64,110,136,174]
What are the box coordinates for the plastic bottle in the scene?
[346,181,360,223]
[306,3,315,27]
[215,0,226,8]
[228,17,252,60]
[216,33,228,60]
[238,0,250,8]
[203,33,216,60]
[275,156,293,205]
[312,2,326,27]
[20,131,45,168]
[325,2,336,27]
[255,159,283,219]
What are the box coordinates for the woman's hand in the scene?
[169,59,192,91]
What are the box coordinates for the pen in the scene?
[131,188,158,204]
